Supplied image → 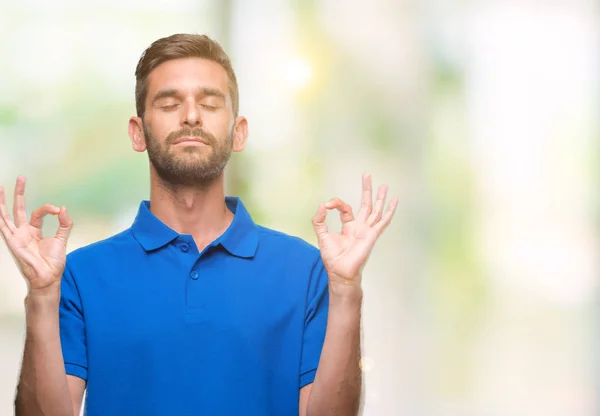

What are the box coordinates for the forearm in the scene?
[15,292,73,416]
[307,290,363,416]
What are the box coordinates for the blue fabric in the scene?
[59,197,329,416]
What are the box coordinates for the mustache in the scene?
[165,127,216,146]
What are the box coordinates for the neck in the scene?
[148,169,234,251]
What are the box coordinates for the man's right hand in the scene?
[0,176,73,297]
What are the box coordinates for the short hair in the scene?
[134,33,239,118]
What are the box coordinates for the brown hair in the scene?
[134,33,239,118]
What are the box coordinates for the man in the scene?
[1,34,397,415]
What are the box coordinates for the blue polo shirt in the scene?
[59,197,329,415]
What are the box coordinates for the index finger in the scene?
[324,197,355,224]
[30,203,61,229]
[13,176,28,228]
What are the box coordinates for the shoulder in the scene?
[255,225,321,261]
[65,229,134,267]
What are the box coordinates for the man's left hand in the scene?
[312,173,398,298]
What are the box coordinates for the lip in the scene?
[172,137,209,145]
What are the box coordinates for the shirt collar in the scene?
[217,197,259,258]
[130,197,259,258]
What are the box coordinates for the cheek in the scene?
[146,115,178,142]
[204,112,234,135]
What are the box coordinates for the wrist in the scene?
[25,287,61,311]
[328,273,363,300]
[328,282,363,308]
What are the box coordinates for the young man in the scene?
[1,34,397,416]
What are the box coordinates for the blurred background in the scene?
[0,0,599,415]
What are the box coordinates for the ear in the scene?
[232,116,248,153]
[128,116,147,152]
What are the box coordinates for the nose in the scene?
[181,100,202,127]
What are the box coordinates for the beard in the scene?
[143,122,233,188]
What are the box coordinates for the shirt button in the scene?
[190,271,199,280]
[181,244,189,252]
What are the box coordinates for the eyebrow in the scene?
[151,87,226,105]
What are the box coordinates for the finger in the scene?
[30,204,61,229]
[0,213,11,241]
[367,185,388,226]
[55,206,74,246]
[0,186,16,236]
[13,176,28,228]
[356,173,373,222]
[324,198,355,224]
[374,197,398,234]
[311,203,329,242]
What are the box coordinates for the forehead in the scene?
[146,57,230,98]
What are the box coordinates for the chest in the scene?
[82,253,306,358]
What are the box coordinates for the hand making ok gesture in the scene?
[312,174,397,297]
[0,176,73,296]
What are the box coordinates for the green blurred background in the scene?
[0,0,599,415]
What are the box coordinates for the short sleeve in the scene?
[299,255,329,388]
[59,263,88,380]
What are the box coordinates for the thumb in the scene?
[55,206,73,246]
